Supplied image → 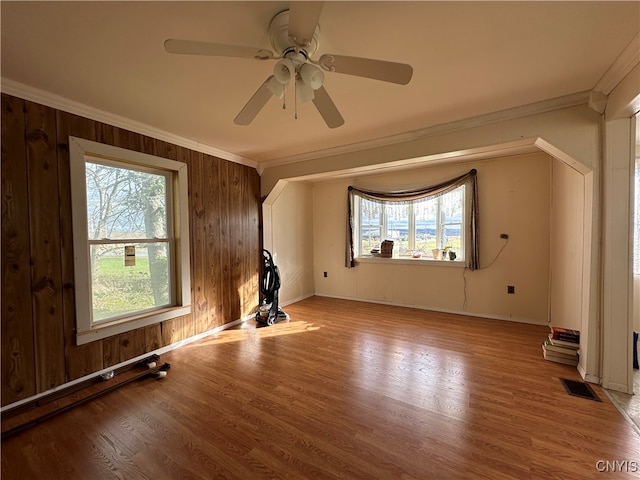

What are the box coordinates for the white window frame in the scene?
[69,137,191,345]
[354,186,466,261]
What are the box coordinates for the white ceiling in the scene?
[1,1,638,168]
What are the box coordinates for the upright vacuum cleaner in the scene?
[255,249,288,327]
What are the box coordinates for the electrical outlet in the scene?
[323,271,328,278]
[507,285,515,294]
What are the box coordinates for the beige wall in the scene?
[263,180,315,305]
[261,105,600,196]
[549,160,585,332]
[549,159,595,373]
[313,153,551,324]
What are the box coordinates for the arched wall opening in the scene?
[263,137,598,381]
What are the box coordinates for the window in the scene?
[355,185,465,260]
[346,169,478,268]
[70,137,190,345]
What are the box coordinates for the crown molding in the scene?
[2,77,594,175]
[593,32,640,96]
[259,90,591,171]
[0,78,258,170]
[284,137,542,184]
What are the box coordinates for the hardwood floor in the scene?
[2,297,639,479]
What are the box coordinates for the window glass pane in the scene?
[360,199,382,225]
[442,224,462,252]
[442,187,463,224]
[360,199,383,255]
[385,203,410,255]
[86,162,168,240]
[441,187,464,255]
[361,226,382,254]
[91,242,170,321]
[414,197,438,256]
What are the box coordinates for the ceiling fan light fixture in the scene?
[267,75,285,99]
[164,3,412,128]
[296,77,315,103]
[300,63,324,90]
[273,58,295,84]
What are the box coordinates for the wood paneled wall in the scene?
[1,93,261,407]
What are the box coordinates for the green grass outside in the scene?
[92,256,163,321]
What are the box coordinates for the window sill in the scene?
[76,304,191,345]
[355,256,465,267]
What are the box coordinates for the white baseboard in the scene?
[577,363,600,384]
[313,293,547,326]
[0,313,255,413]
[601,380,633,394]
[584,374,601,384]
[280,292,315,307]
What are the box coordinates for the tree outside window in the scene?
[85,161,172,322]
[70,137,190,345]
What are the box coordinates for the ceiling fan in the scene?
[164,1,413,128]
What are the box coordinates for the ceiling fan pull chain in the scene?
[294,76,299,120]
[282,84,287,111]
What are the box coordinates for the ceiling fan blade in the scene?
[288,1,324,47]
[164,39,275,60]
[318,54,413,85]
[234,76,275,126]
[312,85,344,129]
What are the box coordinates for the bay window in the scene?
[346,169,478,269]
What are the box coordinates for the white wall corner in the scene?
[588,91,608,114]
[577,363,600,384]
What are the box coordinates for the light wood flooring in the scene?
[2,297,639,479]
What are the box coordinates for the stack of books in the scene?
[542,327,580,366]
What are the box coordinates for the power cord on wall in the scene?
[462,235,509,310]
[481,235,509,270]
